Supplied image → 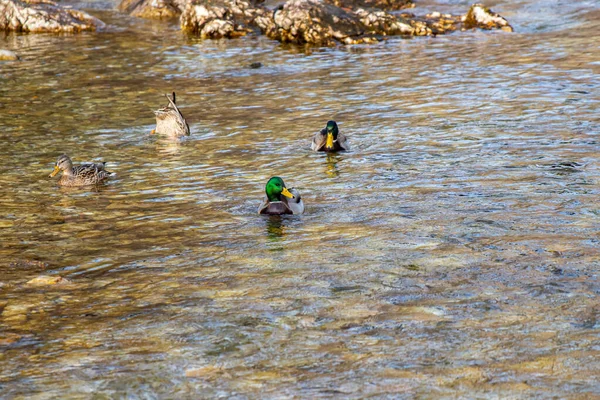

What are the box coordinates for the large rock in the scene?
[180,0,270,38]
[268,0,362,45]
[463,4,513,32]
[355,8,414,36]
[0,0,104,32]
[403,11,459,36]
[264,0,416,45]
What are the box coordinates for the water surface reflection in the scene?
[1,0,600,397]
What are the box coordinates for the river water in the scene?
[1,0,599,397]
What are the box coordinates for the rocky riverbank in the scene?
[0,0,104,32]
[0,0,512,45]
[129,0,512,44]
[1,0,511,44]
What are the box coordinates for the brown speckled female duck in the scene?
[152,92,190,138]
[49,154,113,186]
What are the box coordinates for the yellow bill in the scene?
[326,132,334,149]
[281,187,295,199]
[49,166,60,177]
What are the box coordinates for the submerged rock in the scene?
[1,303,30,322]
[26,275,72,286]
[0,0,105,33]
[0,332,23,346]
[463,4,513,32]
[8,259,48,269]
[0,49,18,60]
[574,306,598,329]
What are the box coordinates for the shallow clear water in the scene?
[1,0,599,397]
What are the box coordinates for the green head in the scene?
[326,121,339,139]
[325,120,339,149]
[265,177,295,202]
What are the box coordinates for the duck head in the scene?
[50,154,73,177]
[265,177,295,202]
[325,120,339,149]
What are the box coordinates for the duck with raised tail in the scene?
[152,92,190,138]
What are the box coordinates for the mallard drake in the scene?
[258,177,304,215]
[152,92,190,138]
[49,154,113,187]
[311,120,349,152]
